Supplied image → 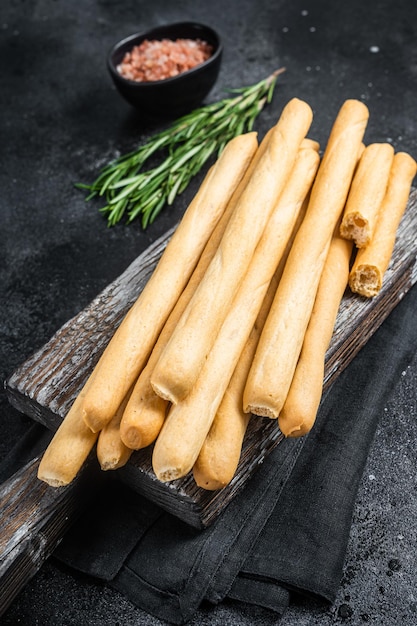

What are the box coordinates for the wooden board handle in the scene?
[0,458,93,617]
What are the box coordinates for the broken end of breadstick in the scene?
[340,142,395,248]
[37,471,69,488]
[152,408,202,482]
[349,263,382,298]
[150,377,180,404]
[153,465,184,483]
[150,351,195,403]
[97,424,133,471]
[38,450,95,487]
[243,377,283,417]
[340,212,371,248]
[244,401,280,419]
[98,447,132,471]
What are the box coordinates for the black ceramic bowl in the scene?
[107,22,222,119]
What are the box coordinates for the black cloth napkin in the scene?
[2,283,416,624]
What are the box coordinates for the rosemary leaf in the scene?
[78,68,285,227]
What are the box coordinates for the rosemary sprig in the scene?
[77,68,285,228]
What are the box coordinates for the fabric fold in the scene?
[109,434,305,623]
[225,280,417,607]
[228,574,291,614]
[1,284,415,625]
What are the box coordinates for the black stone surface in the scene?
[1,0,416,624]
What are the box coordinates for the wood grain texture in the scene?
[0,456,98,616]
[5,189,417,528]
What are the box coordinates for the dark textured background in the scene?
[1,0,416,624]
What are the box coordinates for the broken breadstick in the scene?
[243,99,369,419]
[150,98,314,405]
[340,142,395,247]
[279,225,353,437]
[349,151,417,297]
[80,132,258,433]
[152,144,320,482]
[119,130,274,450]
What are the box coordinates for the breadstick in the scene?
[191,343,253,490]
[150,98,314,405]
[152,145,320,482]
[279,226,353,437]
[193,187,314,489]
[244,99,369,419]
[120,384,167,451]
[38,377,98,487]
[349,151,417,297]
[119,130,274,450]
[80,132,258,433]
[120,134,318,450]
[96,387,133,470]
[340,142,395,247]
[191,248,288,490]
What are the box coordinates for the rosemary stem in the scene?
[77,68,285,227]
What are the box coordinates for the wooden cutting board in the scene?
[5,188,417,529]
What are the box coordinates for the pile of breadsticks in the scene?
[38,97,416,491]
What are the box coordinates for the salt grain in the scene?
[117,38,213,82]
